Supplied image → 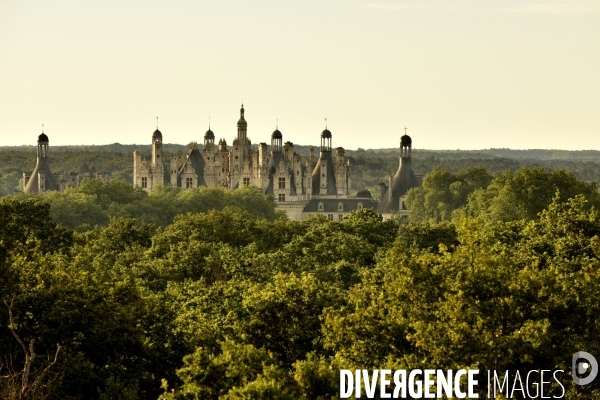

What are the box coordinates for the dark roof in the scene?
[237,105,247,128]
[378,157,420,213]
[356,189,372,198]
[272,129,282,139]
[321,129,332,138]
[205,129,215,139]
[311,150,337,195]
[401,134,412,146]
[38,133,49,142]
[186,148,207,187]
[302,198,378,213]
[153,129,162,139]
[23,157,60,193]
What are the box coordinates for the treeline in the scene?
[351,156,600,196]
[1,167,600,399]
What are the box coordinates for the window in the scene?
[243,177,250,186]
[278,194,285,202]
[278,177,285,189]
[338,214,343,221]
[318,202,324,211]
[338,202,343,211]
[141,177,148,189]
[186,177,193,188]
[358,202,363,209]
[328,214,333,221]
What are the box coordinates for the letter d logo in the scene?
[572,351,598,385]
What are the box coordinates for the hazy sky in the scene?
[1,0,599,150]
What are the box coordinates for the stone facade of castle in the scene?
[19,107,422,221]
[133,105,367,220]
[132,105,421,220]
[133,105,351,200]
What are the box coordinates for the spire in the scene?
[209,116,211,130]
[156,116,159,130]
[325,117,328,129]
[237,103,248,140]
[404,126,407,135]
[276,119,278,129]
[42,123,44,133]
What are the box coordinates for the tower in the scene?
[377,128,421,213]
[23,127,60,193]
[152,118,164,167]
[230,104,253,188]
[237,104,247,141]
[150,120,165,187]
[311,125,337,196]
[203,124,217,186]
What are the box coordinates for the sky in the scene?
[0,0,599,150]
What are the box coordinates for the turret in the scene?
[271,128,282,152]
[312,125,337,196]
[204,127,215,146]
[23,127,60,193]
[237,104,247,140]
[377,128,421,213]
[321,128,332,151]
[152,118,164,168]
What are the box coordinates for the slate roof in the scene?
[302,198,378,213]
[311,150,337,195]
[378,157,420,213]
[24,157,60,193]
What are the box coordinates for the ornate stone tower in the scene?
[150,119,165,185]
[203,125,217,186]
[23,128,60,193]
[237,104,247,141]
[311,126,338,196]
[230,105,253,188]
[377,129,421,213]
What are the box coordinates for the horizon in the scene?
[5,140,600,154]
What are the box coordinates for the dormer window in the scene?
[318,202,324,211]
[338,202,343,211]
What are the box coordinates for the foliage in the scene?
[2,169,600,399]
[13,180,285,230]
[406,166,600,224]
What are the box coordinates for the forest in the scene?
[1,166,600,399]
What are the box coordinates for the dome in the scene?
[321,129,332,139]
[152,129,162,140]
[205,129,215,139]
[38,133,49,142]
[400,134,412,146]
[272,129,282,139]
[237,105,247,128]
[356,189,372,198]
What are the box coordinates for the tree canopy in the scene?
[1,167,599,399]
